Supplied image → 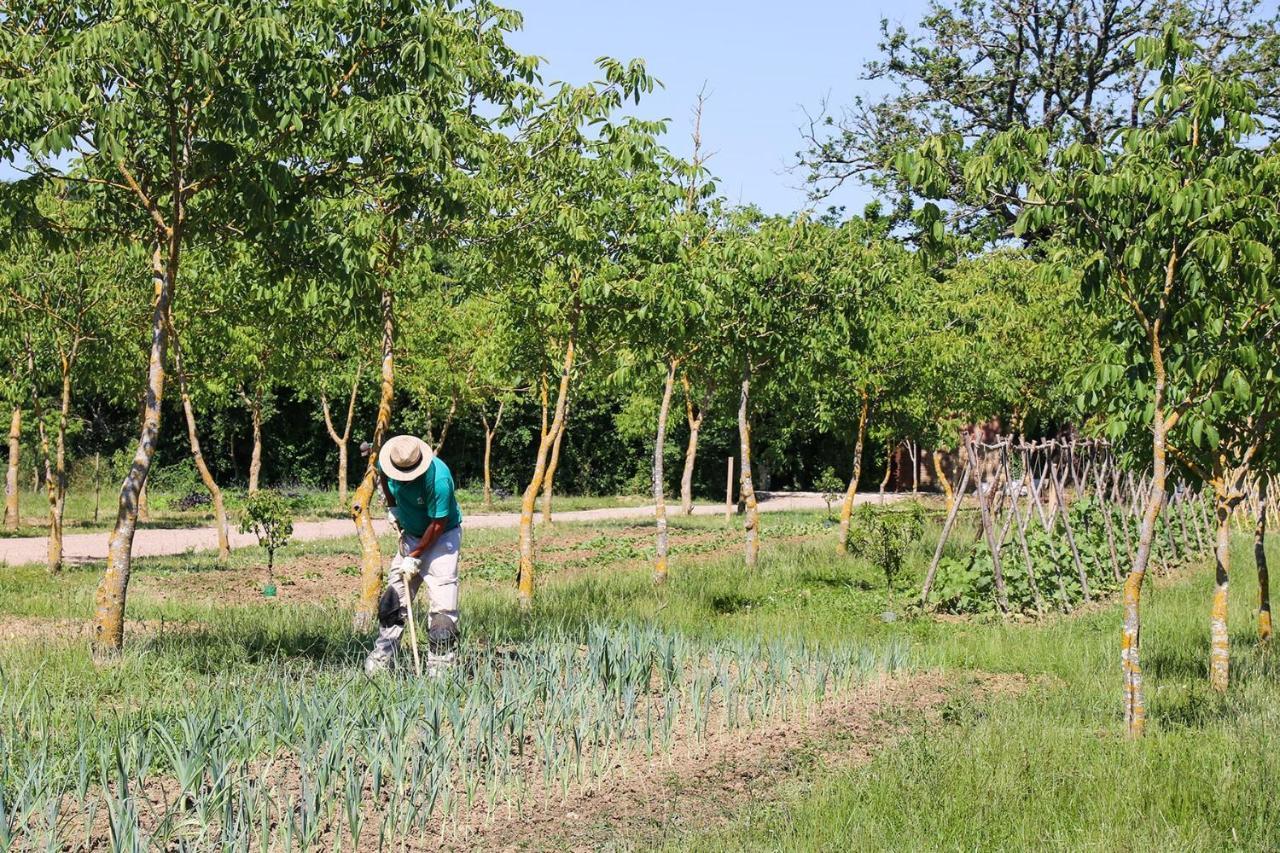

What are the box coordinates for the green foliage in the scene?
[928,497,1195,615]
[238,490,294,574]
[845,503,926,602]
[814,468,844,519]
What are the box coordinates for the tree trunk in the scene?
[171,324,230,561]
[30,361,55,571]
[738,364,759,569]
[4,404,18,531]
[48,354,74,574]
[93,244,176,659]
[247,390,263,494]
[934,449,955,512]
[679,375,707,516]
[878,441,894,504]
[352,287,395,630]
[1258,478,1271,642]
[1210,489,1234,692]
[540,394,570,524]
[435,397,458,453]
[320,365,362,509]
[1121,315,1176,738]
[519,341,575,607]
[481,400,505,512]
[653,359,678,583]
[837,391,869,555]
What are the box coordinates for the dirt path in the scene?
[0,491,909,568]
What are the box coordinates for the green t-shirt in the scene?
[378,456,463,536]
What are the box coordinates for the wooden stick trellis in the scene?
[920,435,1215,617]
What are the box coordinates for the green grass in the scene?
[677,532,1280,852]
[1,509,1276,849]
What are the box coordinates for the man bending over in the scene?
[364,434,463,675]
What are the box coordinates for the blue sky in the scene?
[509,0,934,215]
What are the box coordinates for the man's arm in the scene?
[408,519,446,558]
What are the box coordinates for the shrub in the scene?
[814,467,845,520]
[238,490,294,588]
[845,503,926,604]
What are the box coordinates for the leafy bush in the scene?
[238,490,294,584]
[845,503,926,604]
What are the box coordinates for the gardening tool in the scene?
[401,557,422,677]
[386,509,422,676]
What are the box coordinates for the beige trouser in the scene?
[369,526,461,661]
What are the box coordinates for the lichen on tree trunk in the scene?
[519,341,575,608]
[653,359,678,583]
[352,287,395,630]
[934,448,954,512]
[1210,494,1233,691]
[738,364,759,569]
[93,244,175,659]
[1121,319,1177,737]
[837,391,869,556]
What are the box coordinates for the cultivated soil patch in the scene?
[126,522,793,609]
[443,670,1027,852]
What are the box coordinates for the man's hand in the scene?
[409,519,447,559]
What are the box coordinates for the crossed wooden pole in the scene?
[920,434,1217,617]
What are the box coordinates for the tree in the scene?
[906,29,1280,734]
[239,489,294,596]
[705,212,837,568]
[800,0,1280,233]
[478,58,664,607]
[0,0,533,655]
[3,237,119,572]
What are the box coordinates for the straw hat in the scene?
[378,435,434,482]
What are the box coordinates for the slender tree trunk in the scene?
[653,360,678,583]
[1258,478,1271,642]
[837,391,869,555]
[738,364,759,569]
[540,394,570,524]
[481,401,504,512]
[679,375,708,516]
[138,481,150,523]
[29,359,55,571]
[247,389,263,494]
[879,442,894,504]
[1122,313,1176,737]
[4,404,18,531]
[320,365,361,509]
[1210,488,1234,692]
[171,324,230,561]
[435,397,458,453]
[352,287,395,630]
[48,355,75,574]
[519,340,575,608]
[92,453,101,524]
[93,243,176,658]
[934,449,955,511]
